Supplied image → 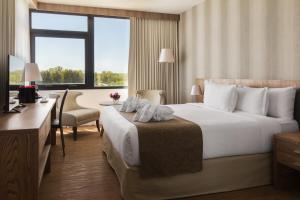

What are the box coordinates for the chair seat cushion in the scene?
[62,108,100,126]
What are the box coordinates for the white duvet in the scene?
[101,103,299,166]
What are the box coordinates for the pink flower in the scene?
[110,92,121,100]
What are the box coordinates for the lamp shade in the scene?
[190,85,202,96]
[22,63,43,82]
[159,48,175,63]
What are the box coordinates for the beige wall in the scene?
[180,0,300,103]
[15,0,30,62]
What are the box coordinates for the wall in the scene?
[180,0,300,103]
[15,0,30,62]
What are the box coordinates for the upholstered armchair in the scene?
[136,90,166,105]
[50,91,100,141]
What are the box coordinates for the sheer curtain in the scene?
[128,17,180,104]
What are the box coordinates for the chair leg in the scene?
[96,120,101,135]
[100,125,104,137]
[73,127,78,141]
[60,127,65,157]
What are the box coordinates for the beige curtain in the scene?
[15,0,30,62]
[0,0,15,91]
[128,17,180,104]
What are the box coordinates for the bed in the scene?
[101,79,300,200]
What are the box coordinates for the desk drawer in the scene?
[39,113,51,156]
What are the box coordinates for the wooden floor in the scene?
[39,127,300,200]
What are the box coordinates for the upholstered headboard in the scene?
[195,79,300,127]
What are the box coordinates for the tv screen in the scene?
[0,55,9,113]
[0,55,25,113]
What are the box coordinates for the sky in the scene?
[32,12,130,73]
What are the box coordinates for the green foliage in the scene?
[94,70,127,86]
[10,66,128,86]
[40,66,84,84]
[10,70,23,84]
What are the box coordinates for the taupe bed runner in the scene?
[119,111,203,178]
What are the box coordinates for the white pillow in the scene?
[236,87,268,115]
[203,80,238,112]
[267,87,296,120]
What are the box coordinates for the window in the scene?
[31,12,88,32]
[94,17,130,87]
[35,37,86,85]
[29,11,130,89]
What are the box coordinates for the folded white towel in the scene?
[153,105,174,121]
[136,99,150,111]
[121,97,174,122]
[133,105,144,121]
[126,97,139,112]
[134,105,174,122]
[133,99,150,121]
[119,96,134,112]
[136,104,157,122]
[120,97,151,113]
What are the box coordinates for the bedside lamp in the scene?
[21,63,43,99]
[22,63,43,86]
[190,85,202,102]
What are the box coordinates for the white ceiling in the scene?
[38,0,205,14]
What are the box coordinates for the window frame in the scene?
[26,9,129,90]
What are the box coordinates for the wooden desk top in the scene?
[0,99,56,132]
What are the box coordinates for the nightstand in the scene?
[273,132,300,189]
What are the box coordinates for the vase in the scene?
[113,99,119,104]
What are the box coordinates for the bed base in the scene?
[103,133,272,200]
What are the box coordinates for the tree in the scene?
[11,66,127,86]
[40,66,84,84]
[9,70,22,84]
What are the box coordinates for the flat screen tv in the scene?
[0,55,24,113]
[0,55,9,113]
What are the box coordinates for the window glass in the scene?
[35,37,85,84]
[94,17,130,87]
[31,12,88,32]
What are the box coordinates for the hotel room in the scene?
[0,0,300,200]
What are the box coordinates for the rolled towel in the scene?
[133,106,143,121]
[119,96,134,112]
[133,99,150,121]
[135,104,157,122]
[136,99,150,111]
[153,106,174,121]
[126,97,139,112]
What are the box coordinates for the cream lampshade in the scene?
[190,85,202,96]
[159,48,175,63]
[21,63,43,82]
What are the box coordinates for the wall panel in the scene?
[180,0,300,102]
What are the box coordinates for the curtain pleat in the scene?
[0,0,15,84]
[128,17,179,104]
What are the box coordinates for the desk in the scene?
[0,99,56,200]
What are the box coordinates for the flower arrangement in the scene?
[110,92,121,103]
